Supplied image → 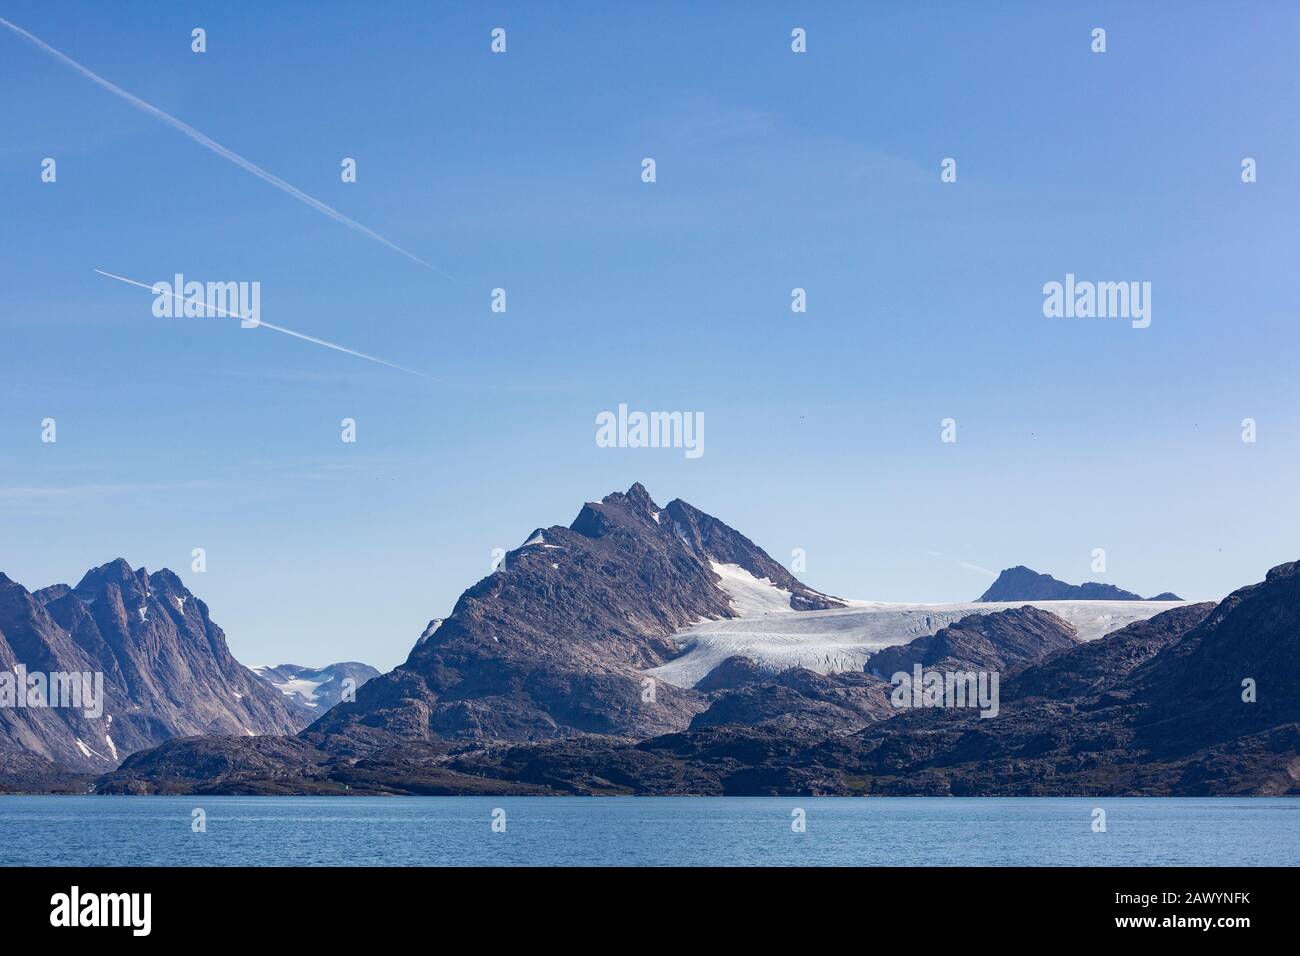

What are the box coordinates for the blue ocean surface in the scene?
[0,796,1296,866]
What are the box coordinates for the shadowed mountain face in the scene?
[867,606,1079,677]
[307,483,842,745]
[978,566,1181,602]
[0,560,303,782]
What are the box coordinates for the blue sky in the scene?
[2,1,1298,670]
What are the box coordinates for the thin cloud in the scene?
[95,270,439,381]
[0,481,215,500]
[926,551,998,579]
[0,17,448,278]
[959,561,998,579]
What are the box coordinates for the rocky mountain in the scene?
[690,660,894,735]
[304,483,842,746]
[0,559,304,785]
[977,566,1182,602]
[867,606,1080,677]
[89,487,1297,798]
[252,662,380,715]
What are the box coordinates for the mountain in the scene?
[252,662,380,715]
[977,566,1182,602]
[93,487,1298,797]
[0,559,304,786]
[304,482,843,745]
[867,606,1079,677]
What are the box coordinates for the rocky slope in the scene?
[978,566,1181,602]
[0,560,303,783]
[689,656,894,735]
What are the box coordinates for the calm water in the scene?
[0,796,1296,866]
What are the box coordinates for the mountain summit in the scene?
[977,566,1182,602]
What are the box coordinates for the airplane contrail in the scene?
[1,16,448,278]
[94,269,438,381]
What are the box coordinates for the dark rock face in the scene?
[1128,561,1300,756]
[252,662,380,716]
[868,606,1079,677]
[0,561,303,778]
[691,664,894,735]
[1007,603,1214,702]
[977,566,1181,602]
[696,656,767,692]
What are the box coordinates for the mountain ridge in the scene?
[978,565,1182,602]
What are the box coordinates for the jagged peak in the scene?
[571,483,664,537]
[601,481,660,513]
[74,558,146,595]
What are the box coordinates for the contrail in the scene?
[1,16,448,278]
[95,269,438,381]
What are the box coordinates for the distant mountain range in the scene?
[977,565,1182,602]
[252,663,380,715]
[73,483,1295,798]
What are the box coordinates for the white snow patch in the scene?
[710,562,796,616]
[277,677,327,704]
[137,606,149,623]
[233,692,243,700]
[417,619,444,645]
[651,510,661,523]
[74,738,109,761]
[105,734,118,761]
[521,531,545,547]
[647,598,1189,688]
[252,666,334,708]
[174,595,187,611]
